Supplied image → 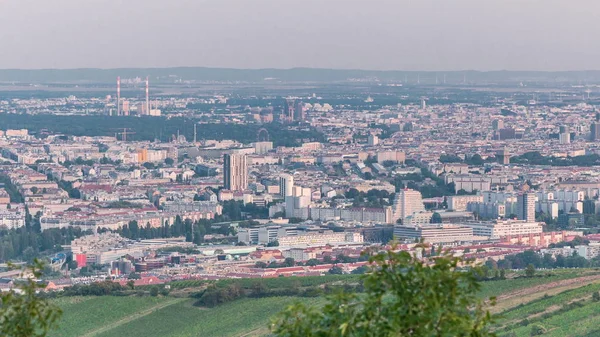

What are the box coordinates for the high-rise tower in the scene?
[279,174,294,197]
[517,192,536,222]
[393,189,425,224]
[117,76,121,116]
[145,76,150,116]
[223,153,248,191]
[591,113,600,141]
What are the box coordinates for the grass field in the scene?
[51,296,319,337]
[493,270,600,336]
[49,296,178,337]
[49,269,600,337]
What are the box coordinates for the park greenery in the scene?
[0,219,90,263]
[0,114,324,147]
[105,200,269,244]
[392,167,476,198]
[511,151,600,167]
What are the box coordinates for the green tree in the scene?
[525,264,536,278]
[593,291,600,302]
[150,286,159,297]
[530,324,547,336]
[255,261,268,268]
[267,240,280,247]
[306,259,319,266]
[283,257,295,267]
[271,248,495,337]
[160,287,170,296]
[0,260,62,337]
[430,212,442,224]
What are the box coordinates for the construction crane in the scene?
[113,128,136,142]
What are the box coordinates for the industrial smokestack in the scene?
[117,76,121,116]
[145,76,149,116]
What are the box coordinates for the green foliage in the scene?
[328,266,343,275]
[149,287,159,297]
[267,240,280,247]
[103,201,143,209]
[0,175,24,203]
[465,154,485,166]
[255,261,268,268]
[0,260,62,337]
[62,281,125,296]
[0,227,90,262]
[394,167,457,197]
[221,200,268,220]
[529,324,547,336]
[511,151,600,167]
[439,153,463,163]
[0,115,324,147]
[430,212,442,224]
[195,283,245,307]
[345,188,391,208]
[271,249,495,336]
[498,249,592,270]
[525,264,536,278]
[350,266,368,275]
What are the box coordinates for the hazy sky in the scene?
[0,0,598,71]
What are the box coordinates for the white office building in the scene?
[461,220,543,239]
[393,189,425,223]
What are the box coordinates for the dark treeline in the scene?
[343,188,393,208]
[0,175,24,203]
[193,279,363,308]
[0,226,90,262]
[62,281,125,296]
[0,114,323,147]
[0,175,91,262]
[511,151,600,167]
[107,216,234,245]
[490,248,598,270]
[106,201,270,243]
[393,167,465,198]
[439,153,491,166]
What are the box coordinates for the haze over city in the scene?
[1,0,600,71]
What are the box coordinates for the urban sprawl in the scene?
[1,73,600,291]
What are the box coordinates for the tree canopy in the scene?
[0,260,62,337]
[271,248,495,336]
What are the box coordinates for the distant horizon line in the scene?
[2,67,600,73]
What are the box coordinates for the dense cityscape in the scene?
[3,70,600,334]
[4,1,600,335]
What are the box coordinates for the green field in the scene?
[49,270,600,337]
[51,296,320,337]
[49,296,178,337]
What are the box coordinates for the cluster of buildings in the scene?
[4,83,600,287]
